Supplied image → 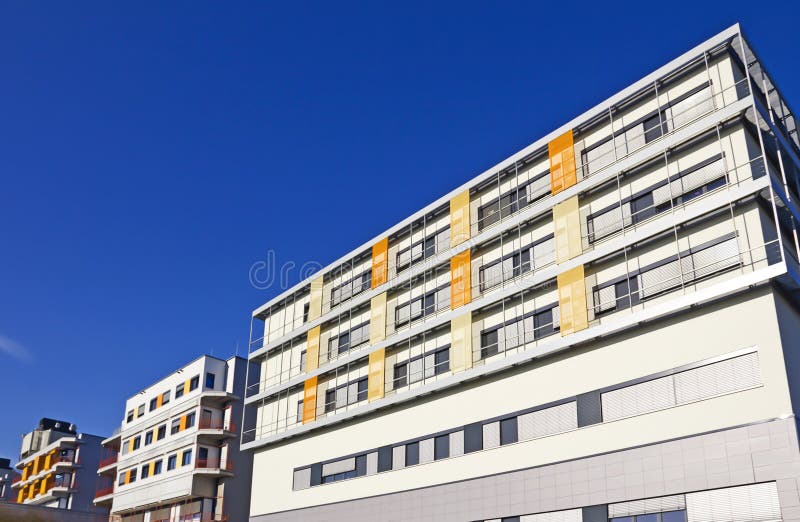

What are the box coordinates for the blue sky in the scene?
[1,1,798,460]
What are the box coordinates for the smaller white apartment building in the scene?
[94,355,253,522]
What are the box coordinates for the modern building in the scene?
[11,418,107,514]
[94,355,253,522]
[241,24,800,522]
[0,458,19,502]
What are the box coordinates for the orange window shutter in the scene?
[549,130,576,195]
[371,238,389,288]
[156,394,163,408]
[367,349,385,401]
[179,415,187,431]
[450,250,472,309]
[302,377,318,424]
[125,470,131,485]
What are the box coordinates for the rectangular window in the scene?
[480,305,560,359]
[643,113,668,142]
[167,455,177,471]
[394,284,450,326]
[126,410,133,423]
[186,412,196,429]
[137,404,144,417]
[396,227,450,272]
[181,450,193,467]
[157,425,166,441]
[328,321,370,356]
[153,460,162,475]
[162,391,170,405]
[296,400,304,423]
[392,346,450,388]
[189,375,199,391]
[132,436,141,450]
[434,435,449,460]
[330,270,372,307]
[141,464,150,479]
[129,468,137,483]
[300,350,307,372]
[205,373,216,389]
[478,235,555,292]
[149,398,157,412]
[118,472,125,486]
[144,431,153,446]
[393,363,408,388]
[405,442,420,466]
[324,377,368,412]
[477,173,549,231]
[175,383,184,399]
[170,418,181,435]
[303,302,310,323]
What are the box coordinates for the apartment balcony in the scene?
[194,458,233,476]
[97,452,118,474]
[197,419,237,439]
[93,479,114,506]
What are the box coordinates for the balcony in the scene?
[194,458,233,475]
[98,452,118,470]
[197,419,237,436]
[94,485,114,499]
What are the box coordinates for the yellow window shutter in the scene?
[305,326,320,372]
[449,189,471,247]
[557,265,589,335]
[368,349,385,401]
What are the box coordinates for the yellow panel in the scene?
[549,130,576,195]
[308,274,324,321]
[302,377,318,424]
[371,238,389,288]
[32,457,39,476]
[449,189,471,247]
[125,470,131,485]
[450,311,473,373]
[368,348,385,401]
[22,465,28,481]
[306,326,320,372]
[38,478,47,495]
[128,438,135,453]
[557,265,589,335]
[44,452,52,470]
[450,250,472,309]
[149,461,156,476]
[369,292,387,344]
[553,196,582,263]
[17,489,24,503]
[179,415,187,431]
[156,393,163,408]
[184,379,190,395]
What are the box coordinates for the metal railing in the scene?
[98,453,118,468]
[198,418,236,432]
[194,458,233,472]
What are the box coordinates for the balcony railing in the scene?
[98,453,118,468]
[53,455,79,466]
[198,419,236,432]
[194,459,233,472]
[94,484,114,499]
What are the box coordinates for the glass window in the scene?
[137,404,145,417]
[186,412,196,428]
[636,515,658,522]
[118,472,125,486]
[157,425,166,440]
[325,389,336,413]
[162,391,170,405]
[175,384,184,399]
[190,375,199,391]
[149,398,157,412]
[144,431,153,446]
[141,464,150,479]
[296,401,304,423]
[126,410,133,423]
[167,455,177,471]
[205,373,216,389]
[660,511,687,522]
[393,363,408,388]
[170,418,181,435]
[181,450,193,467]
[153,460,162,475]
[129,468,137,483]
[132,436,141,450]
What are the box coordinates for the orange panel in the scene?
[371,238,389,289]
[450,250,472,309]
[179,415,187,431]
[549,130,576,195]
[302,377,318,424]
[156,393,163,408]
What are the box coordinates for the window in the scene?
[181,450,192,467]
[136,404,144,417]
[162,391,170,406]
[156,425,166,441]
[478,235,556,292]
[186,412,196,429]
[171,418,181,435]
[330,270,372,307]
[643,113,668,142]
[132,436,141,451]
[175,383,184,399]
[405,442,420,466]
[593,277,638,315]
[149,398,157,412]
[118,472,125,486]
[611,510,687,522]
[141,464,150,479]
[129,468,137,483]
[296,400,304,423]
[396,227,450,272]
[480,305,560,359]
[328,321,370,356]
[322,469,357,483]
[477,173,550,231]
[167,455,177,471]
[144,431,153,446]
[324,377,368,412]
[303,302,310,323]
[153,460,162,475]
[126,410,133,423]
[300,350,307,372]
[394,285,450,326]
[205,372,216,389]
[189,375,199,391]
[393,347,450,388]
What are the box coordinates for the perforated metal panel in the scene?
[674,352,760,404]
[518,402,578,441]
[482,422,500,449]
[419,438,435,464]
[670,87,715,129]
[292,468,311,490]
[392,446,405,470]
[449,430,464,457]
[322,457,355,477]
[686,482,780,522]
[366,452,378,476]
[609,494,686,517]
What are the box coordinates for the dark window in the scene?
[479,305,559,359]
[175,383,184,399]
[322,469,357,483]
[324,389,336,413]
[405,442,420,466]
[480,329,499,359]
[181,450,192,467]
[141,464,150,479]
[392,347,449,388]
[296,400,304,423]
[126,410,133,423]
[198,447,208,461]
[643,113,668,142]
[189,376,199,391]
[167,455,177,470]
[396,227,450,272]
[157,425,166,440]
[129,468,137,483]
[393,363,408,388]
[330,270,372,307]
[118,473,125,486]
[149,398,157,412]
[205,373,216,389]
[162,391,170,405]
[325,377,368,412]
[303,302,310,323]
[153,460,162,475]
[434,435,449,460]
[170,418,181,435]
[186,412,196,428]
[500,417,518,445]
[395,285,449,326]
[660,511,687,522]
[477,174,549,231]
[328,321,369,356]
[132,436,141,450]
[144,431,153,446]
[137,404,145,417]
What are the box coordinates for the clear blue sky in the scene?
[1,1,798,460]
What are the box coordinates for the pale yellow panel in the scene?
[450,190,471,247]
[553,196,582,263]
[450,311,473,373]
[308,275,324,321]
[557,265,589,336]
[369,292,387,344]
[368,349,386,401]
[306,326,320,372]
